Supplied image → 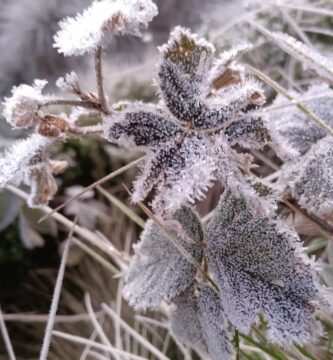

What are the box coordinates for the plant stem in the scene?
[95,46,109,114]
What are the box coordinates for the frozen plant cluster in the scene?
[54,0,158,56]
[0,0,331,359]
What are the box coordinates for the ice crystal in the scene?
[279,136,333,217]
[56,71,79,93]
[207,191,323,346]
[170,285,234,360]
[122,207,203,310]
[268,84,333,153]
[272,32,333,82]
[54,0,158,56]
[105,27,271,214]
[3,79,47,128]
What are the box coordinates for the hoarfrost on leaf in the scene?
[3,79,47,128]
[170,285,234,360]
[213,134,276,216]
[278,136,333,217]
[104,27,270,214]
[208,41,253,90]
[53,0,158,56]
[207,191,323,347]
[122,207,203,310]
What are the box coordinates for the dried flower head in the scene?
[2,79,47,128]
[54,0,158,56]
[207,191,324,346]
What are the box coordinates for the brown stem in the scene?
[42,99,102,111]
[95,46,109,114]
[283,198,333,239]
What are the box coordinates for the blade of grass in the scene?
[101,303,170,360]
[39,218,76,360]
[97,186,145,229]
[52,330,147,360]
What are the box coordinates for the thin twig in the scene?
[283,199,333,240]
[1,312,101,323]
[84,293,114,360]
[42,99,101,111]
[0,306,16,360]
[95,46,109,114]
[38,156,144,224]
[39,218,76,360]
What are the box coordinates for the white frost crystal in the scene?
[123,207,203,310]
[3,79,47,128]
[207,192,324,347]
[54,0,158,56]
[56,71,79,92]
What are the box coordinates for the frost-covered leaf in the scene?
[194,79,266,130]
[0,134,52,188]
[104,103,182,150]
[267,84,333,153]
[207,191,323,346]
[197,285,234,360]
[225,114,271,149]
[213,134,276,216]
[3,79,47,128]
[170,287,208,357]
[123,207,203,310]
[132,133,216,213]
[170,284,234,360]
[279,136,333,217]
[159,26,214,86]
[54,0,158,56]
[209,42,253,90]
[272,32,333,82]
[0,134,60,207]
